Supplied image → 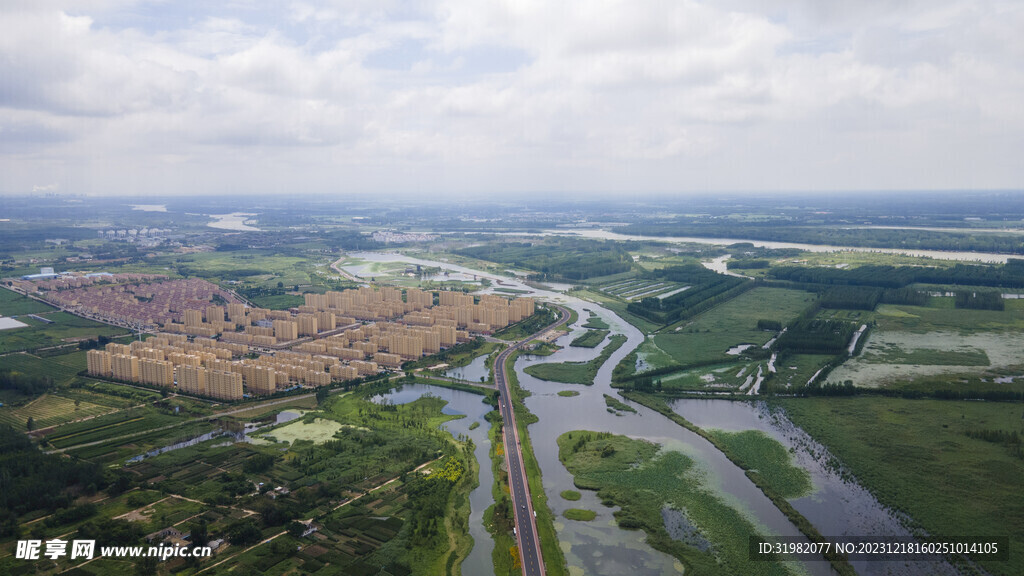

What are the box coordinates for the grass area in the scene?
[777,397,1024,576]
[668,287,814,333]
[0,310,127,354]
[524,335,626,385]
[0,288,56,315]
[562,508,596,521]
[246,293,305,310]
[556,390,579,397]
[557,430,797,576]
[582,313,609,330]
[704,430,811,498]
[603,393,637,414]
[647,288,814,373]
[861,344,990,366]
[1,350,86,385]
[560,490,581,501]
[771,354,835,389]
[874,303,1024,333]
[569,329,608,348]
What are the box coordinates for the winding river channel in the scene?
[342,251,961,576]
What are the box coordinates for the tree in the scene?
[227,519,262,545]
[315,387,329,406]
[277,281,284,288]
[286,520,306,538]
[25,417,34,431]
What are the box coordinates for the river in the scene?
[341,251,959,576]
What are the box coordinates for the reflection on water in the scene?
[444,353,491,383]
[126,410,301,464]
[370,384,495,576]
[662,507,712,552]
[670,399,958,576]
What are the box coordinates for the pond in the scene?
[126,410,302,463]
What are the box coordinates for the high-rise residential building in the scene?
[184,309,203,326]
[273,319,298,341]
[208,370,243,400]
[111,354,139,381]
[86,349,111,377]
[176,364,207,396]
[242,364,276,395]
[296,313,318,336]
[205,305,225,323]
[140,358,174,387]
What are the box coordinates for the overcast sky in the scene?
[1,0,1022,198]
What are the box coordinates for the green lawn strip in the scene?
[556,390,579,397]
[623,392,856,576]
[562,508,596,521]
[524,335,627,385]
[570,329,609,348]
[484,410,518,576]
[704,430,811,498]
[776,397,1024,576]
[603,393,637,414]
[565,307,580,327]
[505,351,568,576]
[557,430,794,576]
[582,314,609,330]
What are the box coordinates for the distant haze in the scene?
[1,1,1022,197]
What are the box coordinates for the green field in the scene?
[563,508,596,521]
[704,430,811,498]
[557,390,579,397]
[524,335,627,385]
[581,313,609,330]
[777,397,1024,576]
[558,431,796,576]
[570,329,608,348]
[560,490,581,501]
[1,350,86,385]
[0,310,127,354]
[0,288,56,315]
[0,393,116,429]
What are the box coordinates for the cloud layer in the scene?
[1,0,1022,196]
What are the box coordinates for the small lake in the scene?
[444,353,491,383]
[126,410,301,464]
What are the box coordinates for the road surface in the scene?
[494,305,570,576]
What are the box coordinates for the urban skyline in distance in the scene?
[1,0,1023,198]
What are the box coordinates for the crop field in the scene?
[43,408,185,449]
[0,393,116,429]
[0,350,85,385]
[0,288,56,315]
[778,397,1024,576]
[597,279,690,301]
[558,431,797,576]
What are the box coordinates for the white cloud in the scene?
[0,0,1021,196]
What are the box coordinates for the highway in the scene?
[494,305,570,576]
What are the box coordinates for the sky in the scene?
[0,0,1022,198]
